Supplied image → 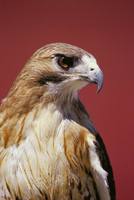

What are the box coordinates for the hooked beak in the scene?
[93,69,104,93]
[83,65,104,93]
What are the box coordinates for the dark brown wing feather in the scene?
[95,133,116,200]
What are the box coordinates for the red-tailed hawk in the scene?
[0,43,115,200]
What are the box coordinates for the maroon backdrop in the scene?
[0,0,134,199]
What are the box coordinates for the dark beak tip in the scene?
[96,82,103,93]
[96,88,102,94]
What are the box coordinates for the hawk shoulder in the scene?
[64,122,115,200]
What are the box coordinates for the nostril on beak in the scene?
[90,68,94,71]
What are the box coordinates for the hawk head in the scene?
[31,43,103,93]
[2,43,103,113]
[32,43,103,93]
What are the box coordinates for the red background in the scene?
[0,0,133,199]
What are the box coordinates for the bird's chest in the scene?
[24,107,96,200]
[0,105,96,200]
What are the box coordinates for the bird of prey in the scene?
[0,43,115,200]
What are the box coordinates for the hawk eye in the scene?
[56,54,77,70]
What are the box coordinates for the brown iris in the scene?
[57,55,76,70]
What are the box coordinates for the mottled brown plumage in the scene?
[0,43,115,200]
